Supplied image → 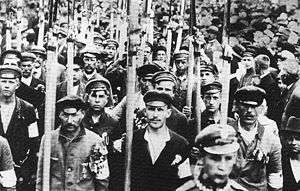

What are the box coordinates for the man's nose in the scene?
[67,116,73,123]
[217,160,226,171]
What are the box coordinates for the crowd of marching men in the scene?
[0,0,300,190]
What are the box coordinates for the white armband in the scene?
[28,122,39,138]
[178,158,192,179]
[268,171,283,189]
[0,169,16,188]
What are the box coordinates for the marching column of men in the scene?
[2,1,300,191]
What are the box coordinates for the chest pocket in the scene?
[50,156,62,179]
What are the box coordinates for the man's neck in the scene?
[147,125,168,136]
[0,95,15,104]
[206,110,220,119]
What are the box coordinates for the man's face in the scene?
[145,101,171,129]
[20,61,33,78]
[88,90,108,112]
[73,64,83,83]
[139,77,153,95]
[34,54,45,65]
[202,152,237,186]
[158,39,166,47]
[0,78,19,97]
[203,92,221,113]
[278,68,294,86]
[83,55,97,74]
[236,103,259,126]
[144,46,152,60]
[154,80,175,98]
[156,50,167,62]
[3,58,19,66]
[201,71,215,86]
[284,133,300,155]
[241,56,255,69]
[175,58,188,74]
[59,108,84,133]
[32,61,42,79]
[105,44,117,59]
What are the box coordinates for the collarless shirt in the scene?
[238,120,258,144]
[21,76,32,86]
[144,128,170,164]
[290,159,300,183]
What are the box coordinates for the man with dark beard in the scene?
[281,116,300,191]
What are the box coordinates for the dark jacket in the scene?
[131,128,190,191]
[0,97,39,189]
[16,82,45,108]
[282,153,300,191]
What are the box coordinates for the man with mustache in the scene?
[36,95,109,191]
[131,90,192,191]
[229,86,282,191]
[281,116,300,191]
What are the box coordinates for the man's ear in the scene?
[166,107,172,118]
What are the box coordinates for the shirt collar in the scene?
[59,125,86,143]
[21,75,32,86]
[237,119,264,140]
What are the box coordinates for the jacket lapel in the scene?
[6,98,20,136]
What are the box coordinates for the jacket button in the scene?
[67,182,73,186]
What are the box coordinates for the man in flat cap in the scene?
[281,116,300,191]
[20,52,45,92]
[200,63,219,86]
[177,124,246,191]
[130,90,191,191]
[103,39,119,68]
[56,56,86,100]
[229,86,282,191]
[30,45,47,81]
[80,46,103,85]
[36,95,109,191]
[109,64,162,129]
[0,65,39,191]
[0,50,22,66]
[151,71,190,141]
[237,48,257,88]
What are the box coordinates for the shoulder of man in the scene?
[228,179,248,191]
[176,180,197,191]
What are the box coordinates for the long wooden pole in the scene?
[5,21,12,50]
[16,1,22,51]
[174,0,186,52]
[124,0,140,190]
[42,31,58,191]
[220,0,231,125]
[37,0,45,46]
[186,38,195,120]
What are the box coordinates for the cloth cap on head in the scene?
[155,46,167,53]
[30,45,47,58]
[243,46,256,57]
[21,52,36,62]
[137,64,162,78]
[202,81,222,94]
[200,63,218,75]
[255,54,270,69]
[195,124,239,155]
[278,50,296,60]
[207,25,219,34]
[152,71,177,85]
[143,90,173,106]
[1,49,22,63]
[85,75,114,107]
[0,65,22,79]
[103,39,119,49]
[80,45,101,57]
[173,50,189,60]
[56,95,86,112]
[234,86,266,106]
[282,116,300,134]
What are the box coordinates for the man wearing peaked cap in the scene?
[0,49,22,66]
[130,90,192,191]
[200,63,219,86]
[228,85,283,191]
[103,39,119,68]
[281,116,300,191]
[36,95,110,190]
[0,65,40,191]
[176,124,246,191]
[30,45,47,80]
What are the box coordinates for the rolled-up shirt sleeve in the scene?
[267,136,282,189]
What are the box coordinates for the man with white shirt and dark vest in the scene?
[0,65,39,191]
[281,116,300,191]
[130,90,192,191]
[229,86,282,191]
